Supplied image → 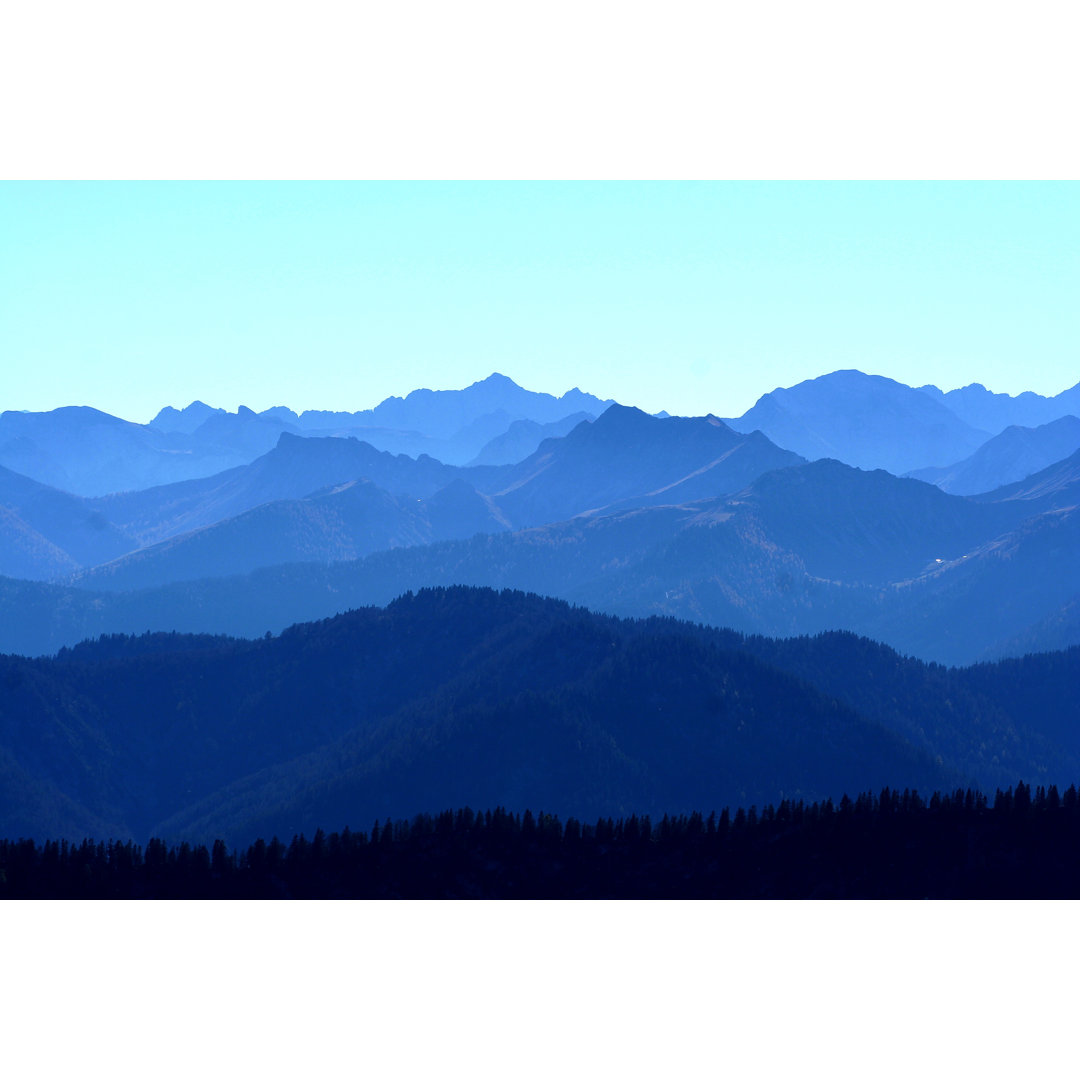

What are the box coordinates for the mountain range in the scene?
[917,379,1080,433]
[4,368,1080,856]
[0,368,1077,665]
[1,374,613,496]
[725,369,1080,483]
[0,405,799,589]
[2,447,1078,665]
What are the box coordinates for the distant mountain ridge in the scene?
[286,373,612,439]
[72,408,804,590]
[0,406,248,496]
[6,453,1077,665]
[725,370,991,474]
[152,373,614,467]
[11,369,1077,498]
[918,380,1080,434]
[906,415,1080,495]
[148,400,226,433]
[4,374,615,496]
[5,367,1079,664]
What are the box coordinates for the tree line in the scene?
[3,782,1080,898]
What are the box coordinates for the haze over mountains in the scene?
[3,366,1079,854]
[1,374,613,496]
[8,451,1075,666]
[906,415,1080,495]
[1,368,1079,664]
[725,369,1080,480]
[0,464,137,579]
[725,370,992,474]
[43,404,805,590]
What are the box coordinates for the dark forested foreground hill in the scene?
[0,587,1077,849]
[4,785,1080,898]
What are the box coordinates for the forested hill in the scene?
[1,587,1077,847]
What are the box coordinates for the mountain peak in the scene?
[593,403,652,425]
[149,400,226,433]
[275,430,319,450]
[475,372,519,388]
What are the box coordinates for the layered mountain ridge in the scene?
[3,368,1079,666]
[2,373,614,496]
[4,368,1080,851]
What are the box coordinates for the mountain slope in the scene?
[726,370,991,474]
[90,433,468,545]
[981,596,1080,660]
[0,406,253,496]
[467,412,598,466]
[974,447,1080,511]
[863,506,1080,662]
[0,464,136,576]
[0,506,79,580]
[489,405,806,527]
[907,415,1080,495]
[75,478,508,592]
[74,480,429,591]
[154,621,953,847]
[710,459,1024,584]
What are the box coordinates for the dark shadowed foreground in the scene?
[2,784,1078,898]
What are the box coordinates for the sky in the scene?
[2,181,1078,424]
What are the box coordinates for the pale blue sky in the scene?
[2,181,1077,423]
